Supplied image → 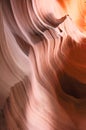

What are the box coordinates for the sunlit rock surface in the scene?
[0,0,86,130]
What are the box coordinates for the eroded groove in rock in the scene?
[0,0,86,130]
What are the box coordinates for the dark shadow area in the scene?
[59,73,86,99]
